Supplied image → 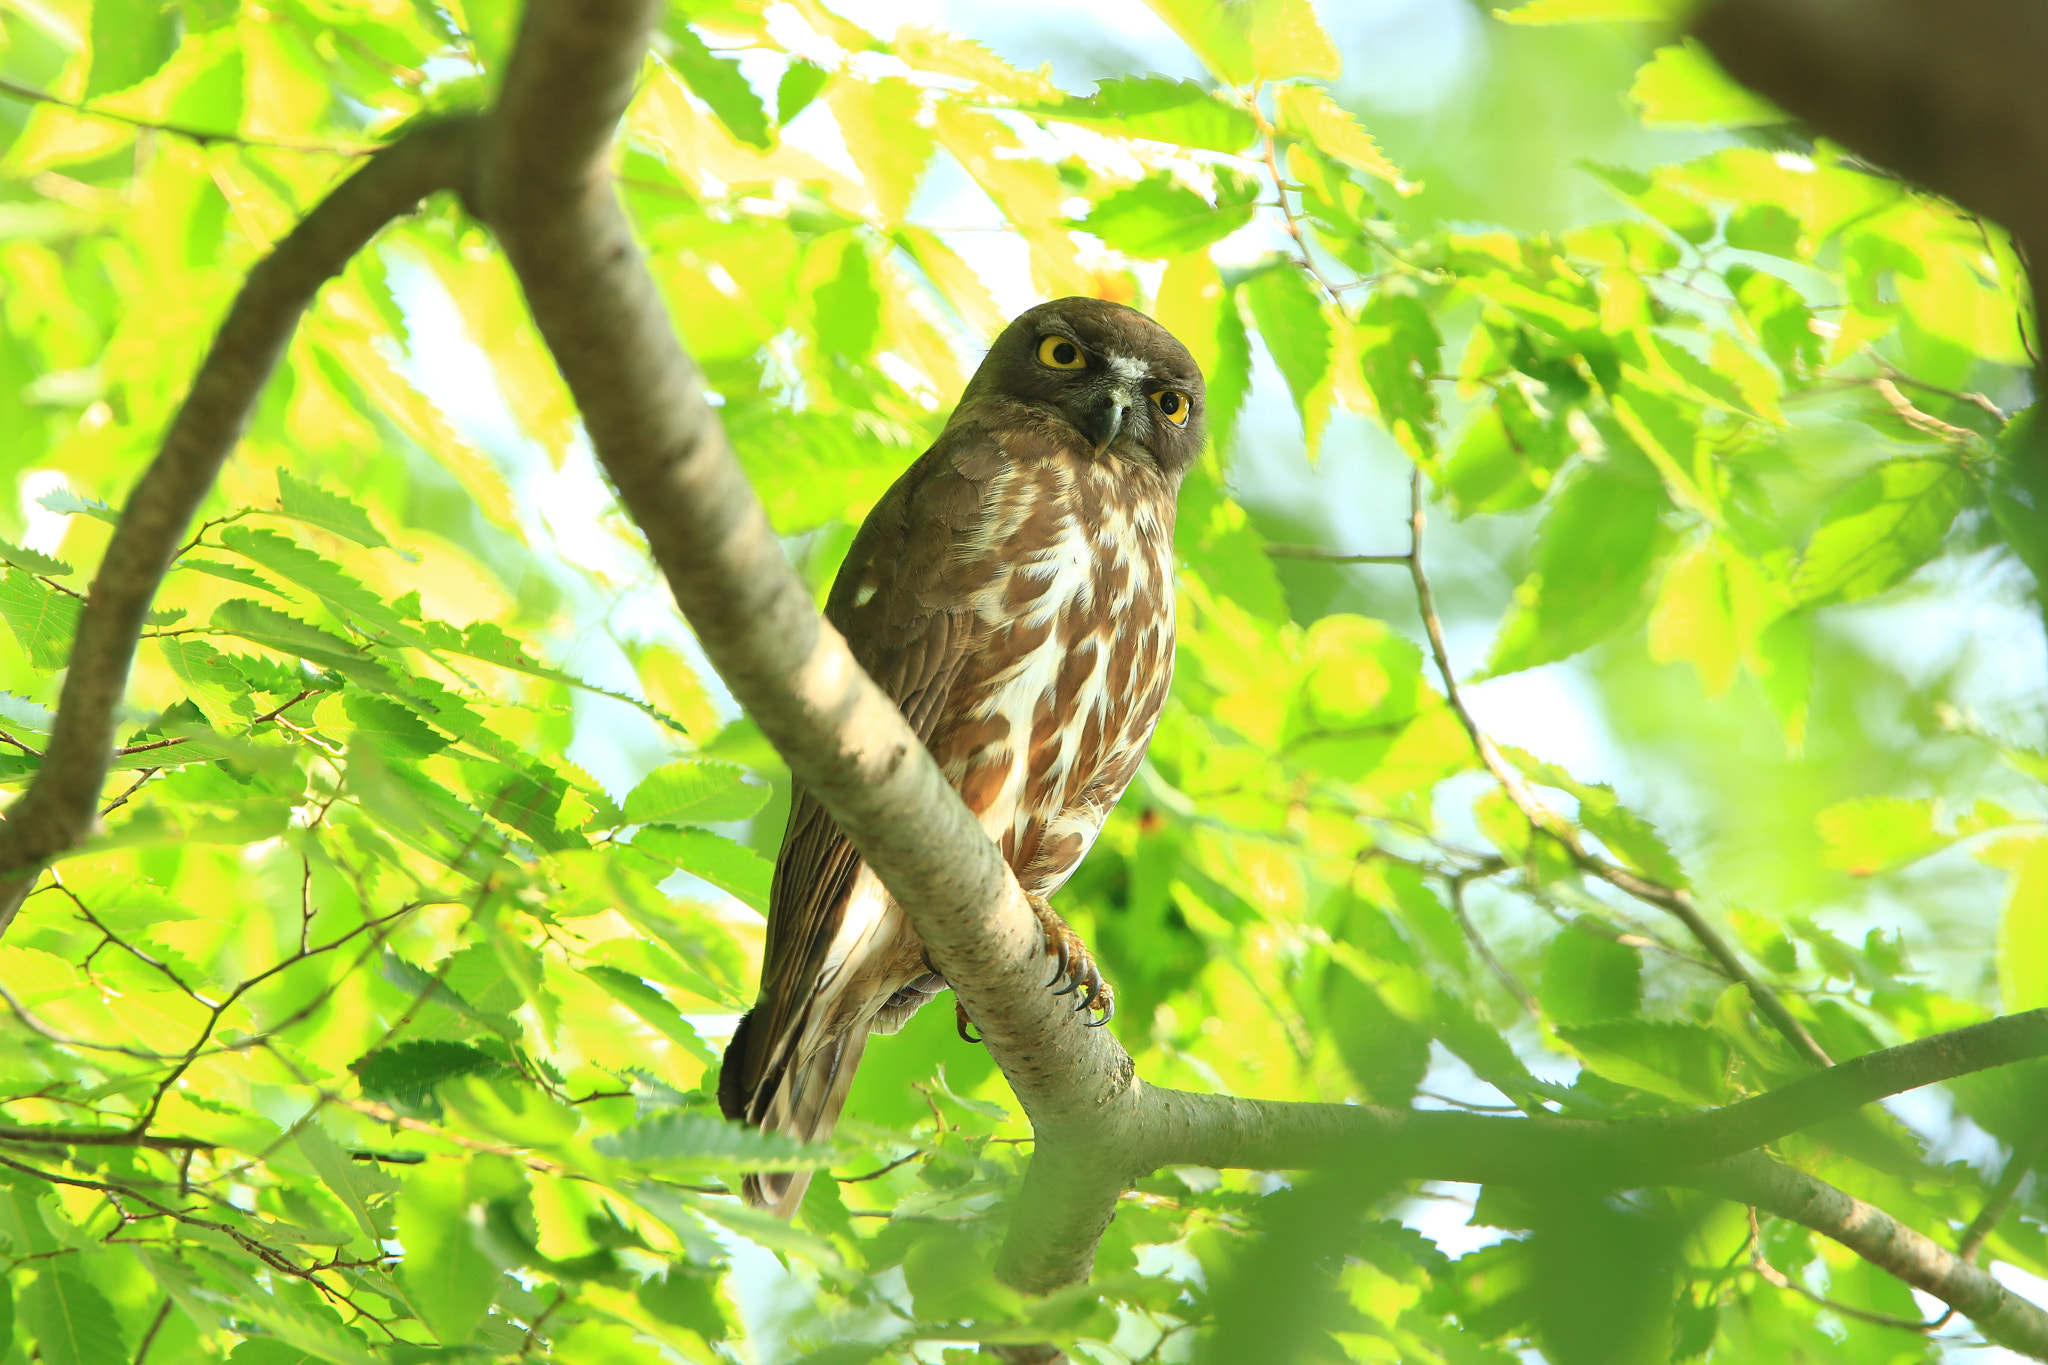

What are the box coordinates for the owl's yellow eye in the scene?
[1150,389,1190,426]
[1037,335,1086,370]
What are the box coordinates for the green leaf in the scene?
[664,22,771,150]
[0,570,79,672]
[581,965,717,1064]
[159,637,253,730]
[1025,76,1258,153]
[212,599,385,684]
[827,76,933,224]
[1142,0,1339,83]
[1273,83,1408,191]
[594,1113,838,1170]
[1540,928,1642,1025]
[1078,173,1255,258]
[198,1294,381,1365]
[23,1270,123,1365]
[87,0,179,95]
[226,1342,325,1364]
[1630,39,1786,128]
[341,694,447,758]
[399,1162,501,1345]
[1556,1021,1729,1105]
[1791,459,1968,606]
[1325,964,1429,1104]
[1242,265,1331,447]
[1817,797,1948,876]
[0,537,68,577]
[295,1125,387,1247]
[1484,462,1676,676]
[176,557,295,599]
[623,759,767,826]
[272,469,408,557]
[2000,838,2048,1013]
[35,488,117,525]
[352,1040,506,1108]
[777,59,828,123]
[1355,278,1441,461]
[630,826,774,911]
[219,526,412,637]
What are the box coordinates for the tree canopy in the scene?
[0,0,2044,1362]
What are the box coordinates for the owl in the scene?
[718,297,1205,1214]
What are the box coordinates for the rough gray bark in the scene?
[7,0,2048,1357]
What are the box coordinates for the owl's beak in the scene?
[1086,391,1134,455]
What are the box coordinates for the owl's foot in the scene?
[1030,894,1115,1025]
[955,997,981,1044]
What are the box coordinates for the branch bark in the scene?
[12,0,2048,1358]
[0,115,478,936]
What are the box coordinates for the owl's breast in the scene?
[929,456,1177,890]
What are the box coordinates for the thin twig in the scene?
[132,1297,175,1365]
[1748,1206,1946,1333]
[1264,542,1411,565]
[1402,470,1832,1068]
[0,77,381,156]
[836,1149,924,1183]
[1446,875,1540,1017]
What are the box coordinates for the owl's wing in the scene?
[721,421,1011,1116]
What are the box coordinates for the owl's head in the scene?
[966,297,1207,476]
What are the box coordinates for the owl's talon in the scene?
[1027,894,1114,1025]
[955,999,981,1044]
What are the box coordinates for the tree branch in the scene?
[1700,1152,2048,1357]
[0,116,477,939]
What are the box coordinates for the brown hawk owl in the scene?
[717,297,1204,1214]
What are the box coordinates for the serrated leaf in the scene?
[1557,1021,1729,1105]
[1541,928,1642,1025]
[176,556,295,599]
[0,537,68,577]
[23,1269,123,1365]
[664,21,771,149]
[595,1112,837,1170]
[623,759,768,826]
[1999,838,2048,1013]
[218,526,412,637]
[1025,75,1257,153]
[273,469,408,557]
[159,637,253,730]
[212,599,381,679]
[1143,0,1339,83]
[0,570,79,671]
[828,76,932,224]
[1354,279,1441,460]
[629,826,773,911]
[776,59,828,123]
[1631,39,1785,128]
[195,1291,381,1365]
[399,1162,501,1345]
[35,488,118,525]
[352,1040,506,1109]
[582,965,718,1064]
[1792,459,1967,606]
[341,694,447,758]
[296,1121,385,1252]
[1077,172,1255,258]
[1242,265,1332,449]
[1274,83,1409,191]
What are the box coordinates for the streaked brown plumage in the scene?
[718,298,1205,1215]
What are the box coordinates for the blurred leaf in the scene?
[1816,797,1949,875]
[1792,459,1968,605]
[1541,928,1642,1025]
[1079,172,1255,258]
[595,1113,837,1169]
[1026,75,1257,153]
[630,826,773,911]
[22,1270,122,1365]
[624,758,769,827]
[399,1162,501,1345]
[1242,264,1331,449]
[1999,837,2048,1013]
[1558,1021,1729,1105]
[0,570,79,672]
[663,22,771,150]
[1630,40,1786,127]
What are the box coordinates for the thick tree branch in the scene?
[1700,1152,2048,1357]
[0,116,477,937]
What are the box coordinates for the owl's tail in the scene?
[720,970,947,1217]
[732,1023,868,1217]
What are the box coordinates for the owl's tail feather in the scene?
[734,1023,870,1218]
